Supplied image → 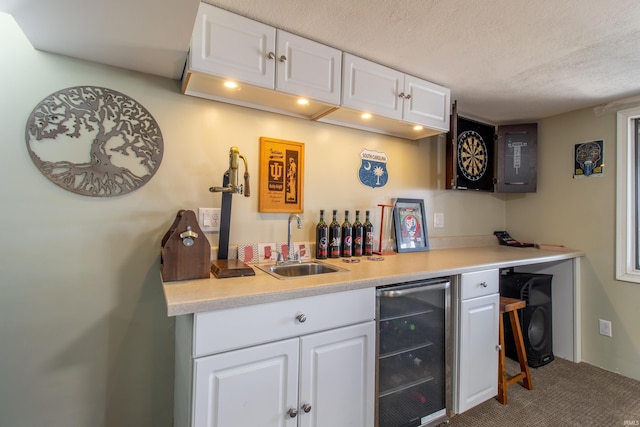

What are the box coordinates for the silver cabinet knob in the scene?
[279,55,287,62]
[480,281,488,288]
[404,94,412,100]
[398,92,405,98]
[496,344,502,351]
[301,403,312,413]
[267,52,276,60]
[287,408,298,418]
[296,313,307,323]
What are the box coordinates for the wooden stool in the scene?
[497,296,533,404]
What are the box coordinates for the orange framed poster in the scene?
[259,137,304,213]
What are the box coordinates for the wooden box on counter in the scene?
[161,210,211,281]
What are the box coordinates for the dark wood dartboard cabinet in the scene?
[446,101,538,193]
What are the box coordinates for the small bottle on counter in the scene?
[316,210,328,259]
[364,210,374,256]
[341,210,353,257]
[329,210,341,258]
[352,210,364,257]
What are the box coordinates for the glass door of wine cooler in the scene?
[376,279,450,427]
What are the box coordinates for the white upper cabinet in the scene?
[320,53,450,140]
[276,30,341,104]
[403,74,451,131]
[190,5,275,89]
[341,54,405,120]
[184,3,341,119]
[183,3,450,140]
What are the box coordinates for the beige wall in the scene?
[0,14,506,427]
[506,107,640,381]
[4,9,639,427]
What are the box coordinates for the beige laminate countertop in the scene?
[162,245,583,316]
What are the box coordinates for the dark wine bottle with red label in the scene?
[341,210,353,257]
[364,210,374,256]
[329,210,341,258]
[352,210,364,257]
[316,210,328,259]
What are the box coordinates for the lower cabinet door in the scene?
[298,321,376,427]
[193,338,299,427]
[457,293,499,413]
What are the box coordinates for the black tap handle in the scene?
[244,171,250,197]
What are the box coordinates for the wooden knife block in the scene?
[161,210,211,281]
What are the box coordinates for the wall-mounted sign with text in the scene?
[358,149,388,188]
[259,137,304,212]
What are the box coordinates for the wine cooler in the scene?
[376,278,450,427]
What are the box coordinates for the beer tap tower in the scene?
[209,146,255,278]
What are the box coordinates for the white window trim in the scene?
[616,106,640,282]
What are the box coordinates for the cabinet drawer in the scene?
[193,288,375,357]
[460,269,499,300]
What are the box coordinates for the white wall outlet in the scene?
[198,208,221,232]
[599,319,612,337]
[434,212,445,229]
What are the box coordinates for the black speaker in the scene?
[500,271,554,368]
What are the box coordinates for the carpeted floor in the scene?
[448,357,640,427]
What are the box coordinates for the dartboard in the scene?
[457,130,487,181]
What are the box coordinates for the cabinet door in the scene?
[299,322,375,427]
[276,30,341,104]
[495,123,538,193]
[193,338,299,427]
[342,53,403,119]
[403,75,450,131]
[458,293,499,413]
[190,3,275,89]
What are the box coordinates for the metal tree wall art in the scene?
[25,86,164,197]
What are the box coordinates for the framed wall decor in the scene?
[573,139,604,178]
[393,198,429,253]
[259,137,304,213]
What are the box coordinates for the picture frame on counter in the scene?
[393,198,429,253]
[258,137,304,213]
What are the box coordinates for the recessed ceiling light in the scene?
[413,125,424,131]
[361,113,372,119]
[224,81,238,89]
[297,98,309,105]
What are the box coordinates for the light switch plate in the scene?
[198,208,221,232]
[434,212,445,229]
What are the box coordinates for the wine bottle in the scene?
[411,390,427,405]
[364,210,374,256]
[406,352,423,367]
[392,319,417,333]
[329,210,341,258]
[315,210,328,259]
[352,210,364,257]
[341,210,352,257]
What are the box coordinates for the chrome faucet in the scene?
[278,214,303,265]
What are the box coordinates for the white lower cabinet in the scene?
[192,322,375,427]
[175,288,376,427]
[455,269,500,413]
[193,338,299,427]
[299,323,375,427]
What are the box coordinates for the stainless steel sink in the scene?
[257,261,349,279]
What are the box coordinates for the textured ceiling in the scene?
[3,0,640,124]
[206,0,640,124]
